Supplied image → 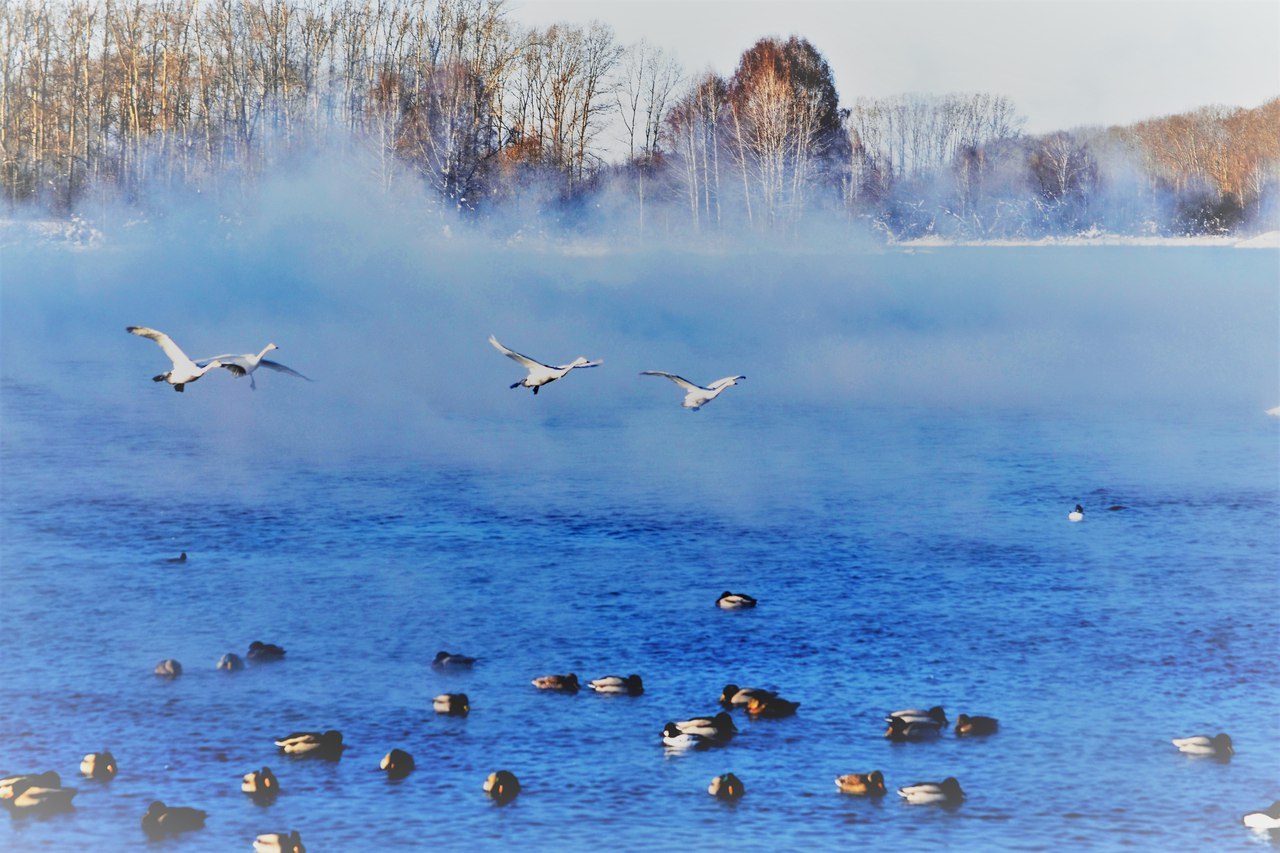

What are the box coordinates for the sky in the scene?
[506,0,1280,137]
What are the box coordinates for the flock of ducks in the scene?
[100,327,1274,844]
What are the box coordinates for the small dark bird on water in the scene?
[166,552,187,563]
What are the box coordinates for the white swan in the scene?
[489,335,602,394]
[126,327,224,392]
[640,371,745,410]
[196,343,311,390]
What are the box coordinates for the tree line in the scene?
[2,0,1277,239]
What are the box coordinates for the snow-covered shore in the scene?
[895,230,1280,250]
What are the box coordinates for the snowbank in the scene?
[896,231,1280,250]
[0,216,105,250]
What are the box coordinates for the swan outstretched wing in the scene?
[561,358,603,370]
[640,371,704,392]
[489,335,546,370]
[259,359,312,380]
[127,326,194,368]
[708,375,746,390]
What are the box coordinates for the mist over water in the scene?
[2,171,1278,850]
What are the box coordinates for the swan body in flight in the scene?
[196,343,311,390]
[640,371,745,410]
[126,326,224,392]
[489,335,602,394]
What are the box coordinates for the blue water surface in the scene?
[1,233,1278,851]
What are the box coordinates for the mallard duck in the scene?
[955,714,999,736]
[898,777,965,805]
[254,831,306,852]
[380,749,415,778]
[248,641,286,661]
[1068,504,1084,522]
[1243,800,1280,831]
[716,591,757,610]
[1172,733,1233,757]
[673,712,737,740]
[242,767,279,799]
[432,651,476,670]
[588,674,643,695]
[719,684,776,707]
[531,673,580,692]
[887,706,948,727]
[80,752,117,780]
[3,777,76,813]
[126,326,225,392]
[483,770,520,804]
[490,335,602,395]
[1,771,60,800]
[835,771,886,796]
[274,730,345,758]
[708,773,745,800]
[746,696,800,718]
[433,693,470,715]
[885,716,941,741]
[154,659,183,678]
[141,800,207,837]
[661,722,712,750]
[217,653,245,671]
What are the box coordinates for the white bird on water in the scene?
[195,343,311,390]
[126,326,224,392]
[640,371,745,410]
[489,335,602,394]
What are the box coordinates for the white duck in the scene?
[126,327,224,392]
[640,371,745,410]
[196,343,311,390]
[489,335,602,394]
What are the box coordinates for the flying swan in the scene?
[489,335,602,394]
[196,343,311,390]
[640,371,745,410]
[126,326,224,392]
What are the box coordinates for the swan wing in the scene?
[708,375,746,390]
[128,326,195,369]
[561,358,603,370]
[259,359,312,381]
[489,335,546,370]
[640,371,703,392]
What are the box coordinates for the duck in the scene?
[1068,504,1084,522]
[80,752,117,780]
[588,674,644,695]
[885,715,941,741]
[954,714,999,736]
[719,684,776,708]
[166,552,187,563]
[241,767,279,800]
[254,831,306,853]
[433,693,470,715]
[0,771,60,800]
[531,673,580,692]
[898,777,965,805]
[126,326,224,392]
[3,777,76,813]
[672,711,737,740]
[708,773,745,800]
[1172,733,1233,757]
[275,730,345,758]
[640,371,745,411]
[746,696,800,718]
[217,652,245,671]
[661,722,713,750]
[716,591,757,610]
[141,800,207,838]
[835,770,886,796]
[154,658,183,678]
[195,343,311,390]
[248,641,287,662]
[380,749,415,779]
[887,706,948,727]
[1243,800,1280,831]
[432,651,476,670]
[489,335,602,395]
[483,770,520,804]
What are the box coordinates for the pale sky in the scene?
[506,0,1280,135]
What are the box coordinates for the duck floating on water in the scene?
[434,693,471,715]
[887,706,948,727]
[242,767,279,801]
[1243,800,1280,831]
[1172,733,1233,758]
[716,591,757,610]
[248,641,286,662]
[672,711,737,741]
[80,752,117,780]
[1068,504,1084,522]
[275,730,345,759]
[432,651,476,670]
[531,673,580,692]
[885,715,941,741]
[662,722,712,750]
[719,684,776,708]
[835,771,886,796]
[708,773,745,800]
[141,800,207,837]
[898,777,965,805]
[154,659,183,678]
[217,653,245,671]
[1,771,60,801]
[254,831,306,852]
[746,696,800,718]
[483,770,520,804]
[380,749,415,779]
[955,714,999,736]
[588,674,644,695]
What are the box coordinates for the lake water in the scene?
[2,230,1278,851]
